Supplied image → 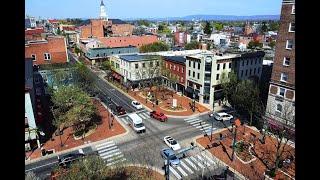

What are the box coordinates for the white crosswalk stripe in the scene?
[180,161,194,174]
[118,116,129,124]
[190,120,203,125]
[194,124,211,128]
[95,141,126,166]
[191,156,205,169]
[197,154,211,167]
[139,112,149,119]
[185,116,198,121]
[202,153,216,166]
[176,166,188,177]
[188,119,202,124]
[169,165,182,179]
[185,158,198,171]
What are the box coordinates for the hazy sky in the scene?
[26,0,282,19]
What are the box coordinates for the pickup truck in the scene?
[150,111,168,122]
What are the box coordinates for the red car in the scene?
[150,111,168,122]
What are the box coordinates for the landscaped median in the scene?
[103,76,210,117]
[195,125,295,180]
[25,98,127,161]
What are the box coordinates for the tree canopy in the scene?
[213,22,224,31]
[185,41,200,50]
[137,20,150,27]
[139,42,169,53]
[248,40,263,49]
[203,21,213,34]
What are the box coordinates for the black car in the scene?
[58,153,85,168]
[115,105,126,115]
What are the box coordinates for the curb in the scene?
[126,163,165,176]
[25,99,129,165]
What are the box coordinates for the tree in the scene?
[232,80,263,126]
[214,22,224,31]
[73,63,96,92]
[204,21,213,35]
[219,71,238,105]
[248,40,263,49]
[101,59,111,71]
[25,171,40,180]
[137,20,150,27]
[261,21,268,33]
[139,42,169,53]
[185,41,200,50]
[269,40,276,49]
[52,86,96,137]
[268,21,280,31]
[56,28,61,35]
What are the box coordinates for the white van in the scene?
[127,113,146,133]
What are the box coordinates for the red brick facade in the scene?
[98,35,158,48]
[174,31,188,46]
[25,28,45,41]
[163,58,186,85]
[25,36,68,65]
[270,3,295,88]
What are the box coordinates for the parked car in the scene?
[58,153,85,168]
[131,101,143,110]
[163,136,181,151]
[115,105,126,115]
[150,111,168,122]
[160,148,180,166]
[211,112,233,121]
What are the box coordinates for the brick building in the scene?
[265,0,295,130]
[25,36,68,65]
[97,35,158,48]
[25,27,45,41]
[162,56,186,93]
[79,19,134,38]
[174,31,191,47]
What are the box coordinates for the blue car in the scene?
[160,148,180,166]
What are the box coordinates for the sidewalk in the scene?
[25,98,127,161]
[195,125,295,180]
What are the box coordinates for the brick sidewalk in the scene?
[196,125,295,180]
[26,99,126,160]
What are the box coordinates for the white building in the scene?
[100,0,108,20]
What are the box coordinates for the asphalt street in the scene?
[26,51,238,179]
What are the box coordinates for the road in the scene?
[26,51,237,179]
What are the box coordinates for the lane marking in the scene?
[197,154,211,167]
[101,151,122,159]
[106,158,126,166]
[105,154,124,162]
[95,141,115,149]
[25,161,59,172]
[169,165,182,179]
[186,118,201,123]
[191,156,205,169]
[185,158,198,171]
[99,149,120,157]
[176,166,188,177]
[98,146,118,154]
[185,116,199,121]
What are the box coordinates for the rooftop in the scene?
[163,56,186,64]
[119,54,159,62]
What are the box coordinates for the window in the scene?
[283,57,290,66]
[251,59,253,65]
[188,70,191,76]
[44,53,51,60]
[31,54,36,61]
[242,61,244,66]
[245,69,248,76]
[246,60,249,65]
[292,5,295,14]
[193,71,195,78]
[156,61,159,66]
[254,68,256,74]
[173,65,176,70]
[241,70,243,77]
[143,63,146,68]
[223,63,226,69]
[198,63,200,69]
[150,62,153,67]
[289,22,295,32]
[258,67,261,73]
[250,69,252,75]
[286,40,293,50]
[182,67,184,73]
[276,104,282,117]
[193,61,195,68]
[279,88,285,97]
[135,64,138,69]
[216,74,220,80]
[189,61,191,67]
[197,73,200,79]
[229,63,231,69]
[217,64,220,70]
[280,73,288,82]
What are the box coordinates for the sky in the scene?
[26,0,282,19]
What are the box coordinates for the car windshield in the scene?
[134,102,140,105]
[171,140,177,145]
[135,123,144,128]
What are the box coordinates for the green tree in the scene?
[185,41,200,50]
[73,63,96,92]
[261,21,268,33]
[101,59,111,71]
[219,71,239,105]
[269,40,276,49]
[214,22,224,31]
[204,21,213,34]
[139,42,169,53]
[268,21,280,31]
[137,20,150,27]
[248,40,263,49]
[56,28,61,35]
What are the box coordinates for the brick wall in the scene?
[25,37,67,65]
[98,35,158,48]
[111,24,134,36]
[164,59,186,85]
[270,3,295,87]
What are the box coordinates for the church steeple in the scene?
[100,0,108,21]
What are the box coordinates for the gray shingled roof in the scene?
[163,56,186,64]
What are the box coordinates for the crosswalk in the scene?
[184,116,217,135]
[169,152,218,180]
[95,141,126,166]
[118,111,150,125]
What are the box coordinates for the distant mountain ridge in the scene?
[124,14,280,21]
